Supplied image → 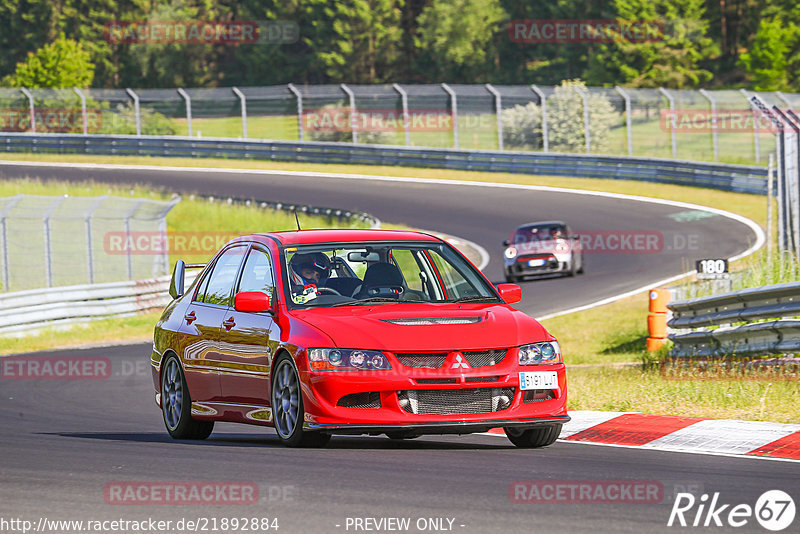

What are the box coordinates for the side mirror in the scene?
[495,283,522,304]
[502,240,509,247]
[169,260,185,299]
[235,291,272,313]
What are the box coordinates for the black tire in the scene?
[161,355,214,440]
[577,254,585,274]
[271,355,331,448]
[504,424,562,448]
[505,273,520,283]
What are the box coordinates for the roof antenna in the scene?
[294,208,302,231]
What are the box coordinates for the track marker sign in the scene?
[696,259,729,280]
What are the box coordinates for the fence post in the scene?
[177,88,192,137]
[574,85,591,153]
[773,107,799,256]
[340,83,357,144]
[768,153,774,264]
[287,83,303,141]
[531,85,548,152]
[615,86,633,156]
[84,195,107,284]
[231,87,247,139]
[699,89,718,161]
[20,88,35,133]
[740,89,760,164]
[125,88,141,136]
[441,83,458,149]
[73,88,88,135]
[157,197,180,277]
[123,199,145,281]
[752,98,789,253]
[392,83,410,146]
[0,195,24,292]
[485,83,503,151]
[43,196,67,288]
[658,87,677,158]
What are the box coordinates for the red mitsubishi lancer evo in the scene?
[151,229,568,448]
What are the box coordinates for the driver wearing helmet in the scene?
[289,252,331,288]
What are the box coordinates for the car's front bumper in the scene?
[298,359,568,435]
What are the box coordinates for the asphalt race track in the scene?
[2,161,795,534]
[0,161,759,318]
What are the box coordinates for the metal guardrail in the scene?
[0,132,769,194]
[0,274,192,335]
[668,281,800,357]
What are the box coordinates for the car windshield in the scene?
[282,241,499,308]
[512,224,567,244]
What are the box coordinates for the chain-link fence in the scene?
[3,84,798,164]
[0,195,177,292]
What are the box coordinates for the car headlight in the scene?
[518,341,561,365]
[504,246,518,259]
[308,348,392,371]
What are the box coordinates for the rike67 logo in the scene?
[668,490,795,531]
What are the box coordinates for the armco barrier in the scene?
[668,281,800,357]
[0,132,769,194]
[0,274,189,335]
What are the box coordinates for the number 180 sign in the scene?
[696,258,729,279]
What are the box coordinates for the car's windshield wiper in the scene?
[447,295,500,303]
[330,297,402,307]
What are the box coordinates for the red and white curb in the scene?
[489,411,800,461]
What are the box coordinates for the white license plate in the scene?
[528,259,546,267]
[519,371,558,390]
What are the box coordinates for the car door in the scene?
[178,244,248,402]
[218,244,278,406]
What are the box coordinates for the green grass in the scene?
[167,112,770,164]
[567,366,800,423]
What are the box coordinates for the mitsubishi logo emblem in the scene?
[451,354,469,369]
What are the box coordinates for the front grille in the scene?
[463,350,506,367]
[396,353,447,369]
[524,389,556,403]
[415,378,458,384]
[398,387,515,415]
[465,376,500,383]
[337,392,381,409]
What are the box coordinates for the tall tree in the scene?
[584,0,718,88]
[3,34,94,87]
[315,0,404,83]
[415,0,507,81]
[737,17,798,91]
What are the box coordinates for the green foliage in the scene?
[738,18,799,91]
[547,80,617,152]
[0,0,797,92]
[501,102,542,149]
[98,102,177,136]
[416,0,506,79]
[584,0,717,88]
[306,104,393,144]
[318,0,404,82]
[3,34,94,88]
